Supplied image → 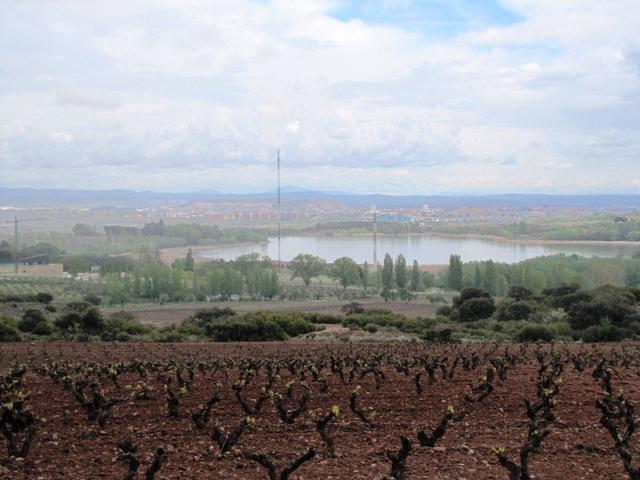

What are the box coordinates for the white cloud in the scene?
[48,132,74,143]
[0,0,639,193]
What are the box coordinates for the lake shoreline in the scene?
[161,232,639,265]
[422,231,640,247]
[160,241,269,264]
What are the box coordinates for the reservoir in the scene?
[201,235,639,264]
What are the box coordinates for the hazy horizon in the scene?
[2,184,640,198]
[1,1,639,195]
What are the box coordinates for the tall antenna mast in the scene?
[372,205,379,288]
[277,149,281,265]
[14,215,18,276]
[372,206,378,266]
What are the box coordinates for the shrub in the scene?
[495,299,535,321]
[343,311,423,333]
[104,312,152,338]
[180,307,237,336]
[428,295,447,304]
[515,325,555,342]
[18,309,47,333]
[31,320,54,336]
[452,288,490,309]
[422,328,453,343]
[81,307,106,335]
[0,293,51,303]
[568,298,633,330]
[528,308,567,324]
[65,301,93,313]
[203,311,318,342]
[0,318,21,341]
[36,292,54,304]
[341,302,365,315]
[154,326,187,342]
[302,312,342,324]
[83,294,102,306]
[580,323,631,342]
[436,305,452,317]
[507,285,533,301]
[590,285,639,304]
[549,291,593,311]
[542,284,581,297]
[457,297,496,322]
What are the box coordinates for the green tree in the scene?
[185,247,195,272]
[483,260,498,295]
[422,271,434,288]
[290,254,326,286]
[0,240,13,262]
[448,255,463,291]
[55,312,80,339]
[81,307,105,335]
[410,260,421,291]
[329,257,361,289]
[18,309,50,334]
[474,264,483,288]
[382,253,394,290]
[361,261,370,290]
[395,254,408,290]
[63,255,90,276]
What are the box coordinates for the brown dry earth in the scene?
[0,342,638,480]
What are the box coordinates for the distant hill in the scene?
[1,186,639,210]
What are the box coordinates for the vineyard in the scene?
[1,342,639,479]
[0,278,100,304]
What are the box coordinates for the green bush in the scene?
[422,328,453,343]
[428,295,447,304]
[103,311,152,338]
[0,318,21,341]
[182,307,238,336]
[343,310,423,333]
[154,326,187,342]
[18,309,47,333]
[83,294,102,306]
[203,311,318,341]
[507,285,533,301]
[495,299,535,321]
[341,302,365,315]
[302,312,343,324]
[568,298,633,330]
[0,292,54,304]
[36,292,54,304]
[452,288,491,309]
[580,323,632,342]
[457,297,496,322]
[436,305,452,317]
[549,291,593,311]
[515,325,555,342]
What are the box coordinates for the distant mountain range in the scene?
[1,186,639,210]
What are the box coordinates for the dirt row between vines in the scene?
[1,342,638,479]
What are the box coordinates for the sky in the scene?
[1,0,639,195]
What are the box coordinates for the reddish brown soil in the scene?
[1,342,639,480]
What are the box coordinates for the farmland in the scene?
[1,342,639,479]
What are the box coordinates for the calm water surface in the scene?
[202,235,639,264]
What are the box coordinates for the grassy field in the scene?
[103,294,447,327]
